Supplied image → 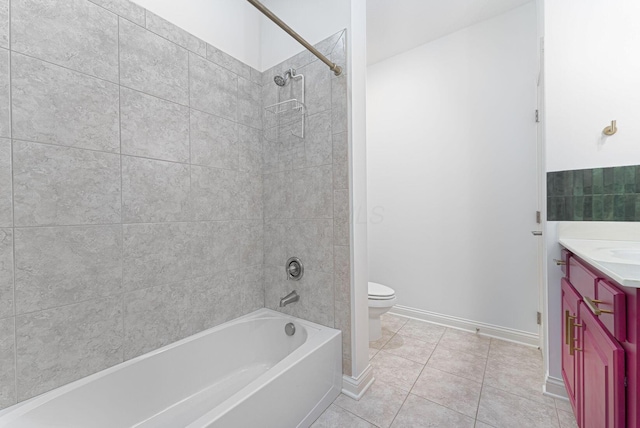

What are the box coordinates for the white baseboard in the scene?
[390,305,540,347]
[341,364,375,400]
[543,375,568,400]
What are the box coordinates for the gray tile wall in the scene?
[262,31,352,376]
[0,0,264,409]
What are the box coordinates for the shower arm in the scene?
[246,0,343,76]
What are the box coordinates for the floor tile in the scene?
[557,409,578,428]
[370,351,424,392]
[370,327,395,349]
[391,394,475,428]
[488,339,542,372]
[369,347,379,360]
[382,334,435,364]
[475,421,496,428]
[554,398,573,413]
[427,346,487,383]
[311,404,375,428]
[334,380,408,428]
[381,313,408,333]
[438,328,491,357]
[483,358,554,407]
[477,386,560,428]
[397,319,445,344]
[411,367,482,418]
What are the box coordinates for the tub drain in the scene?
[285,322,296,336]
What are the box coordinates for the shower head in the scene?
[273,68,296,87]
[274,75,286,86]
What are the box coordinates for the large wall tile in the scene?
[206,44,250,80]
[16,296,123,401]
[190,53,237,121]
[264,266,334,327]
[11,0,119,82]
[145,11,206,57]
[14,225,122,314]
[232,265,264,314]
[333,190,349,246]
[0,0,7,49]
[305,111,332,167]
[119,18,188,105]
[238,77,261,129]
[123,222,192,292]
[190,110,238,169]
[332,73,348,134]
[13,141,121,226]
[290,219,333,273]
[0,228,13,318]
[0,49,9,138]
[238,172,263,220]
[122,156,192,223]
[333,132,348,190]
[0,317,16,409]
[88,0,144,26]
[263,171,293,220]
[123,280,189,359]
[292,165,333,218]
[190,221,228,279]
[0,138,11,226]
[191,165,239,221]
[238,125,262,173]
[189,274,240,329]
[11,53,120,152]
[299,59,331,116]
[121,88,189,163]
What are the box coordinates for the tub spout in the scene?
[280,290,299,307]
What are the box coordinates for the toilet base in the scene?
[369,315,382,341]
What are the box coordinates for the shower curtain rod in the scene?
[246,0,343,76]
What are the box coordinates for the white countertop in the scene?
[559,238,640,288]
[557,222,640,288]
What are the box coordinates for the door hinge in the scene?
[536,211,541,224]
[537,312,542,325]
[535,109,540,123]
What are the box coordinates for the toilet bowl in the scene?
[368,282,397,341]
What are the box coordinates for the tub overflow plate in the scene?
[285,322,296,336]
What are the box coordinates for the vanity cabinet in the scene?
[560,249,638,428]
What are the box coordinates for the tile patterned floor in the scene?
[312,314,578,428]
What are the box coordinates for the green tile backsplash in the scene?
[547,166,640,221]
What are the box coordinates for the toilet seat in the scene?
[368,282,395,300]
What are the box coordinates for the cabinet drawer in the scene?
[560,249,570,277]
[592,280,627,342]
[568,256,598,300]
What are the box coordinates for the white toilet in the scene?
[368,282,397,341]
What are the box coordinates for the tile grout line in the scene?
[117,14,126,366]
[8,0,18,406]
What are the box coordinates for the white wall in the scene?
[260,0,350,70]
[367,3,539,333]
[545,0,640,172]
[543,0,640,382]
[131,0,262,69]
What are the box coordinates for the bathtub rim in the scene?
[0,308,340,423]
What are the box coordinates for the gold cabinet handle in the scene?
[554,259,567,266]
[584,296,614,316]
[568,317,583,356]
[565,311,576,345]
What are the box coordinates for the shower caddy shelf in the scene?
[263,98,306,142]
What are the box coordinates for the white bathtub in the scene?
[0,309,342,428]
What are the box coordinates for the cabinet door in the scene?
[562,278,581,420]
[579,301,625,428]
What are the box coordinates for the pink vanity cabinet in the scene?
[560,249,638,428]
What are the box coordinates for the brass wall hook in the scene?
[603,120,617,136]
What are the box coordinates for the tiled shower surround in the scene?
[0,0,350,410]
[547,165,640,221]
